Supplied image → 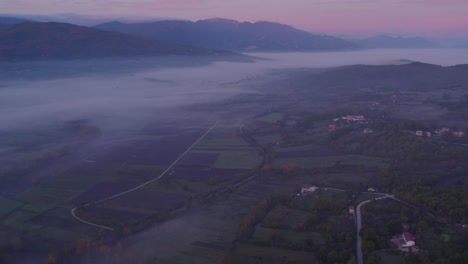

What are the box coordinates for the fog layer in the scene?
[1,49,468,134]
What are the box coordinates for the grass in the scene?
[322,173,370,184]
[213,151,261,169]
[15,187,80,204]
[22,201,59,214]
[252,226,325,245]
[262,205,309,230]
[2,210,41,230]
[38,173,107,192]
[0,197,23,218]
[375,251,405,264]
[39,226,81,241]
[275,155,389,169]
[233,243,317,263]
[255,134,282,146]
[197,137,250,147]
[125,135,163,141]
[256,113,285,123]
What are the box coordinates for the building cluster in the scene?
[341,115,366,122]
[328,115,367,133]
[415,127,466,138]
[391,231,419,255]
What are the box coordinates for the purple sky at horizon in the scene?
[1,0,468,37]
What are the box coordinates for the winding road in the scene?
[356,194,393,264]
[71,122,219,230]
[355,192,442,264]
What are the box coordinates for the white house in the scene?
[301,184,318,196]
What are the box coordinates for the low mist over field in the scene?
[1,49,468,133]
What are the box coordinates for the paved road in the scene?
[356,195,392,264]
[71,122,219,230]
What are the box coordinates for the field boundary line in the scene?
[71,122,219,230]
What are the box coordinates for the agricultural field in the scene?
[0,121,264,262]
[126,173,303,264]
[255,113,285,124]
[72,124,262,229]
[229,188,356,263]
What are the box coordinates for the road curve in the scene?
[356,195,391,264]
[71,122,219,230]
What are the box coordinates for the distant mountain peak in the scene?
[200,18,240,24]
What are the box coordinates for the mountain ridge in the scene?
[95,18,357,52]
[0,22,236,59]
[347,34,437,49]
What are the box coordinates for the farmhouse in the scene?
[341,115,366,122]
[453,131,465,137]
[300,184,318,196]
[391,231,419,255]
[367,187,377,192]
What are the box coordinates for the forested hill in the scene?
[0,22,234,59]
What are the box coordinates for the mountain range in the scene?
[0,22,231,59]
[0,16,452,60]
[95,18,357,52]
[347,35,437,49]
[0,16,33,25]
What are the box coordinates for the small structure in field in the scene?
[348,206,355,215]
[300,184,318,196]
[367,187,377,192]
[453,131,465,137]
[363,128,373,134]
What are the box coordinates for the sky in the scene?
[1,0,468,38]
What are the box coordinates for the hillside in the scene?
[0,22,233,59]
[95,18,357,52]
[290,62,468,93]
[347,35,437,49]
[0,16,32,24]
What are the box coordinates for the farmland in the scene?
[1,60,468,263]
[0,119,264,262]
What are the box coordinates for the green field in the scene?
[0,197,23,218]
[275,155,389,169]
[256,113,285,123]
[233,243,317,264]
[252,226,325,245]
[212,151,261,169]
[2,210,40,230]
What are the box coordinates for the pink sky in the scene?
[2,0,468,37]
